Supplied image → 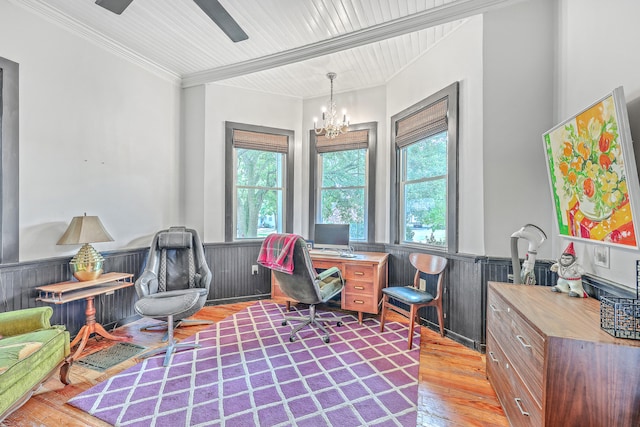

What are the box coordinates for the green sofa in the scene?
[0,306,72,420]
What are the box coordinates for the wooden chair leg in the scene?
[408,304,418,350]
[380,296,388,332]
[436,301,444,337]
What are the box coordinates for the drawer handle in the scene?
[489,304,501,312]
[353,300,365,304]
[353,271,365,276]
[514,398,530,416]
[353,285,365,290]
[515,335,532,349]
[488,351,499,363]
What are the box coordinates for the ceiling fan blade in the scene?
[95,0,134,15]
[193,0,248,43]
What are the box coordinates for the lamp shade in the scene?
[57,214,114,245]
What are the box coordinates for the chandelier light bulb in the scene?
[313,72,350,139]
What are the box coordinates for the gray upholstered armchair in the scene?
[258,234,344,343]
[134,226,211,365]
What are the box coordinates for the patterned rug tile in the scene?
[68,301,420,427]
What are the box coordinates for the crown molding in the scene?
[11,0,182,86]
[182,0,523,88]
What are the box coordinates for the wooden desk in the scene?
[37,272,134,361]
[271,252,389,323]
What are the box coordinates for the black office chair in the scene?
[258,234,345,343]
[134,226,212,365]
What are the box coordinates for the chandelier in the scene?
[314,72,349,139]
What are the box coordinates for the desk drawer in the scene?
[313,260,342,271]
[344,280,374,294]
[342,285,377,314]
[344,264,374,281]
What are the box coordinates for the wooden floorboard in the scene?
[2,301,507,426]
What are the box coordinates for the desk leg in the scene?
[358,311,363,324]
[70,296,131,361]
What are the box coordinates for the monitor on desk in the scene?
[313,224,350,251]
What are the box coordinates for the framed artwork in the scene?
[594,245,610,268]
[543,87,640,248]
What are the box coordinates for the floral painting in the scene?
[543,87,640,248]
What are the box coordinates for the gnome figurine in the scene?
[550,242,587,298]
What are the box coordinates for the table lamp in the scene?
[57,213,114,281]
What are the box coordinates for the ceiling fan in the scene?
[94,0,248,42]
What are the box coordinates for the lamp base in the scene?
[71,265,104,282]
[70,243,105,281]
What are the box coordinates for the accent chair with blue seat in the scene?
[380,252,448,349]
[134,226,212,366]
[258,233,345,343]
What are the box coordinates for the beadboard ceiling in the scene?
[14,0,520,99]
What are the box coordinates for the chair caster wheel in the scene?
[337,321,343,327]
[323,336,330,343]
[289,336,295,342]
[282,321,287,326]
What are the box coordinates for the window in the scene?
[225,122,294,241]
[309,123,377,242]
[390,82,458,252]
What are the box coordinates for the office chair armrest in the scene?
[195,267,212,290]
[317,267,343,282]
[135,270,158,297]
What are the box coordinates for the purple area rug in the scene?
[67,301,420,426]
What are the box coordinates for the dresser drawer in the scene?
[344,264,374,281]
[488,289,544,406]
[487,331,542,427]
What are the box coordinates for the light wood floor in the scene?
[2,301,508,427]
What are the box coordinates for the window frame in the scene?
[224,121,294,242]
[0,57,19,263]
[390,82,459,253]
[308,121,377,242]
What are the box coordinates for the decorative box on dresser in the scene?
[486,281,640,427]
[271,251,388,323]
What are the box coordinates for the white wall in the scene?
[386,15,485,255]
[182,85,207,235]
[555,0,640,289]
[0,1,182,261]
[482,0,555,260]
[200,84,303,243]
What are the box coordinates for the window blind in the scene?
[233,129,288,153]
[395,98,448,148]
[315,129,369,153]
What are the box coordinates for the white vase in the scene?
[578,195,613,222]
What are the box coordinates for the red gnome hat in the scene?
[563,242,576,256]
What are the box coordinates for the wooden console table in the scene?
[36,272,134,361]
[271,251,389,323]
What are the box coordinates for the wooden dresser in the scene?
[271,251,389,323]
[486,281,640,426]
